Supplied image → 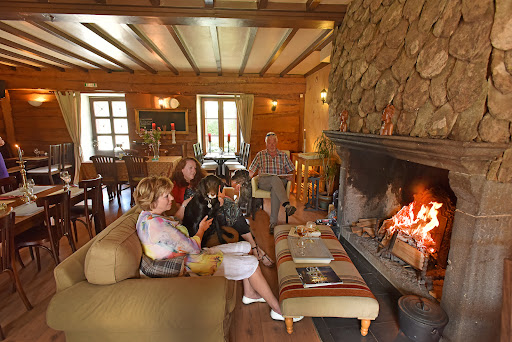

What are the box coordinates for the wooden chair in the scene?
[61,142,74,180]
[0,176,18,194]
[194,143,217,175]
[0,209,33,313]
[225,143,251,183]
[90,155,122,207]
[15,191,75,271]
[122,156,148,205]
[26,144,62,185]
[70,176,104,242]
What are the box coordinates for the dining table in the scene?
[203,152,237,175]
[0,185,93,235]
[79,156,182,181]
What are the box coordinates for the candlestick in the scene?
[171,122,175,130]
[208,133,211,142]
[15,144,23,162]
[171,130,176,144]
[152,123,156,130]
[227,133,230,142]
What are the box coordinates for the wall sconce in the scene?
[271,99,277,111]
[158,98,164,109]
[320,89,327,104]
[28,100,43,107]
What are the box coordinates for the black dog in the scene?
[182,175,234,247]
[231,169,252,217]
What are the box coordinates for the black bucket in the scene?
[398,295,449,342]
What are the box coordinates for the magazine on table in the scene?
[296,266,343,288]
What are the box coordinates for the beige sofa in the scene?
[46,206,237,342]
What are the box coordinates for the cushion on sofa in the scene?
[84,212,142,285]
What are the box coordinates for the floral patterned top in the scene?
[136,211,223,276]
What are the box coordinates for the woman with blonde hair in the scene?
[133,176,302,322]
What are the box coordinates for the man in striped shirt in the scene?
[249,132,296,234]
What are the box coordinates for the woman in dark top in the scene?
[170,157,274,267]
[0,137,10,179]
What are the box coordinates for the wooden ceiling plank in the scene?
[166,25,201,76]
[125,24,178,74]
[259,28,298,76]
[82,23,157,74]
[0,22,109,72]
[166,25,200,75]
[279,29,332,77]
[0,62,17,71]
[304,61,329,77]
[306,0,321,11]
[205,0,214,9]
[0,4,345,29]
[28,21,134,73]
[238,27,257,76]
[209,26,222,76]
[0,56,41,71]
[316,35,333,51]
[257,0,268,9]
[0,37,89,71]
[0,47,65,71]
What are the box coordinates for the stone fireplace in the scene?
[325,131,512,341]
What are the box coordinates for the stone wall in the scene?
[327,0,512,182]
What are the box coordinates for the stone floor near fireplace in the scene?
[313,236,413,342]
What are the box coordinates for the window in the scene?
[89,98,129,153]
[201,98,238,152]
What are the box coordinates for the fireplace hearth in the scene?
[325,131,512,342]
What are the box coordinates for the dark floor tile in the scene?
[361,273,394,296]
[313,317,336,342]
[369,321,402,342]
[323,317,361,329]
[373,294,400,324]
[330,325,378,342]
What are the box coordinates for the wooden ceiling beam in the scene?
[279,29,332,77]
[304,61,329,77]
[0,4,345,29]
[166,25,200,76]
[0,22,110,72]
[257,0,268,9]
[0,56,40,71]
[259,28,298,76]
[205,0,214,9]
[27,21,134,73]
[0,47,65,71]
[209,26,222,76]
[149,0,161,6]
[82,23,157,74]
[0,62,16,71]
[239,27,257,76]
[0,37,89,72]
[124,24,178,75]
[306,0,321,11]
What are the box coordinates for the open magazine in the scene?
[296,266,343,288]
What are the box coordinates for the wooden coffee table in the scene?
[274,224,380,335]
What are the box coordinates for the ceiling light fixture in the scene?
[28,100,43,107]
[320,89,327,104]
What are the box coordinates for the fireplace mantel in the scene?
[324,131,510,175]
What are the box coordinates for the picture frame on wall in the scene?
[135,108,189,134]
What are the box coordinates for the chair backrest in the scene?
[238,141,246,162]
[90,155,119,183]
[0,176,18,194]
[122,156,148,184]
[78,175,106,232]
[242,143,251,167]
[195,142,205,163]
[0,209,16,272]
[49,144,63,170]
[36,191,71,248]
[61,142,74,166]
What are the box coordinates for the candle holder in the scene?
[171,130,176,144]
[17,157,37,203]
[209,142,212,153]
[227,141,230,153]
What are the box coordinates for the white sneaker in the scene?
[242,296,266,305]
[270,309,304,322]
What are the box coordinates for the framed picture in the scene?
[135,109,189,134]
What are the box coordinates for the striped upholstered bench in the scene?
[274,224,379,335]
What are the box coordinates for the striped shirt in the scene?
[249,149,294,176]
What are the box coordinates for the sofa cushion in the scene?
[84,212,142,285]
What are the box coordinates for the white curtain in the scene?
[234,94,254,144]
[55,91,83,182]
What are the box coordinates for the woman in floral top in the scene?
[134,176,302,322]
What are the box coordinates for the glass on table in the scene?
[60,171,72,191]
[34,148,40,157]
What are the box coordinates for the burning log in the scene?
[351,218,378,237]
[391,239,426,271]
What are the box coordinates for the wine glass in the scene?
[60,171,71,191]
[34,148,40,157]
[296,225,306,255]
[26,178,35,196]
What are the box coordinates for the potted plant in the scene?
[314,133,339,198]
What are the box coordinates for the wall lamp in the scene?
[271,99,277,111]
[320,89,327,104]
[28,100,43,107]
[158,98,164,109]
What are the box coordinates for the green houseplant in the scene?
[314,133,339,196]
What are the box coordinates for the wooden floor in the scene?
[0,187,326,342]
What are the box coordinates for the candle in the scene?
[171,122,175,130]
[152,123,156,130]
[15,144,23,161]
[208,133,211,142]
[227,133,230,142]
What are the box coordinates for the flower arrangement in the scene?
[139,125,162,160]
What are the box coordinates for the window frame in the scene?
[89,97,129,154]
[200,97,239,153]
